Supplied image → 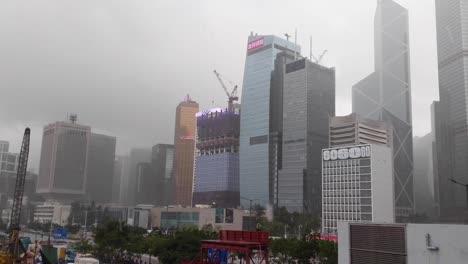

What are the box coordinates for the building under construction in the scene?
[193,106,240,208]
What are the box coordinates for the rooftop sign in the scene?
[247,37,265,52]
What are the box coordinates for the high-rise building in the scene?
[413,134,436,218]
[278,58,335,214]
[193,107,240,208]
[0,141,19,200]
[329,113,391,148]
[322,144,395,235]
[269,51,300,209]
[240,33,300,208]
[127,148,151,205]
[135,162,153,205]
[433,0,468,222]
[85,133,116,203]
[151,144,174,206]
[352,0,413,220]
[173,95,199,206]
[115,155,130,205]
[36,119,91,201]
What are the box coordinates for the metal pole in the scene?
[84,211,88,239]
[249,200,252,231]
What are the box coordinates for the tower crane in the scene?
[213,70,239,110]
[0,128,30,264]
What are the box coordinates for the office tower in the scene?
[269,51,300,209]
[115,155,130,205]
[278,58,335,214]
[193,107,241,208]
[135,162,153,205]
[413,134,435,218]
[322,144,394,235]
[352,0,413,220]
[240,33,300,208]
[85,133,116,203]
[329,113,391,148]
[433,0,468,222]
[173,95,199,206]
[151,144,174,206]
[0,141,19,199]
[36,117,91,201]
[112,158,122,204]
[127,148,151,205]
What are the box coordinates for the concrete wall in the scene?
[338,223,468,264]
[407,224,468,264]
[371,144,395,223]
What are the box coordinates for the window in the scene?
[249,135,268,145]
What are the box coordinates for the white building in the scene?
[321,144,394,235]
[33,203,71,225]
[339,222,468,264]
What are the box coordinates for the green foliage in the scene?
[73,239,95,254]
[270,238,335,264]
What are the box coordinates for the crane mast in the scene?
[10,128,30,230]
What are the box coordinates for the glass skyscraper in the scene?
[352,0,413,220]
[240,33,300,207]
[433,0,468,221]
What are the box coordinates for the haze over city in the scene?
[0,0,438,171]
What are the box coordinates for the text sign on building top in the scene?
[322,145,371,161]
[247,37,265,52]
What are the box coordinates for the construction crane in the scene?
[1,128,30,264]
[213,70,239,110]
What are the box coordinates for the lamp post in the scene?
[449,178,468,210]
[83,210,101,240]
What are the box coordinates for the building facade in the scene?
[278,58,335,214]
[127,148,151,206]
[329,113,391,148]
[322,144,394,235]
[269,51,300,209]
[338,222,468,264]
[151,144,174,206]
[352,0,413,220]
[240,33,300,208]
[0,141,19,200]
[413,134,436,218]
[86,133,116,203]
[173,95,199,206]
[151,207,249,231]
[193,108,240,208]
[33,203,71,225]
[36,119,91,200]
[433,0,468,222]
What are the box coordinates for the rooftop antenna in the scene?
[294,28,298,60]
[284,33,291,41]
[69,113,77,124]
[310,36,313,60]
[309,36,328,65]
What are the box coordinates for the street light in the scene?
[449,178,468,209]
[83,210,101,239]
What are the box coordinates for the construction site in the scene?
[192,70,241,208]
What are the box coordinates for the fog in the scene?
[0,0,438,170]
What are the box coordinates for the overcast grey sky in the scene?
[0,0,438,171]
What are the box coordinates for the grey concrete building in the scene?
[85,133,116,203]
[329,113,391,148]
[352,0,413,221]
[151,144,174,206]
[36,119,91,201]
[240,33,301,208]
[278,58,335,214]
[433,0,468,222]
[413,133,436,219]
[127,148,151,205]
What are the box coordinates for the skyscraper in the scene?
[128,148,151,205]
[173,95,199,206]
[36,118,91,201]
[240,33,300,208]
[352,0,413,221]
[433,0,468,222]
[193,107,240,208]
[278,58,335,214]
[151,144,174,206]
[85,133,116,203]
